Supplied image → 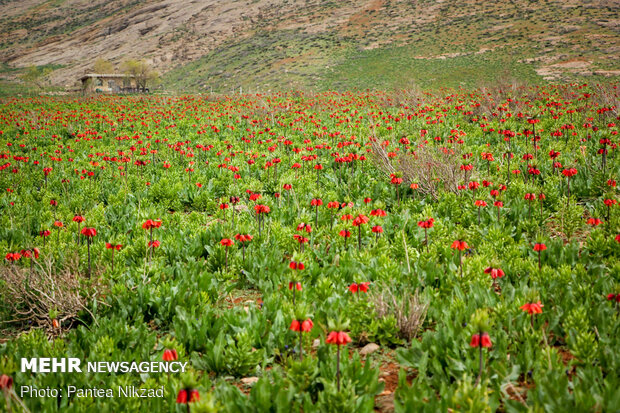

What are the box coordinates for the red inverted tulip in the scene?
[451,240,468,250]
[470,332,492,348]
[162,349,178,361]
[533,243,547,251]
[0,374,12,390]
[142,219,162,229]
[220,238,234,247]
[81,227,97,237]
[176,388,200,404]
[289,261,305,270]
[326,331,352,346]
[484,267,505,279]
[520,301,544,314]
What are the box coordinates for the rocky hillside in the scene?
[0,0,619,92]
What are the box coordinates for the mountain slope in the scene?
[0,0,619,92]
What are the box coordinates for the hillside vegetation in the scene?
[0,0,618,92]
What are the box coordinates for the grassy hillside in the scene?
[0,0,618,93]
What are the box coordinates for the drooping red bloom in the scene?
[370,209,387,217]
[162,349,178,362]
[176,388,200,404]
[40,230,51,237]
[234,234,253,243]
[0,374,12,390]
[220,238,234,247]
[50,199,58,207]
[72,215,85,223]
[562,168,578,177]
[339,229,351,238]
[348,282,370,293]
[219,203,229,210]
[289,261,305,270]
[5,252,21,262]
[372,225,383,233]
[288,281,302,290]
[311,198,323,206]
[148,240,161,248]
[53,220,63,228]
[417,218,434,228]
[106,243,122,250]
[81,227,97,237]
[520,301,544,314]
[142,219,162,229]
[296,223,312,233]
[607,293,620,302]
[484,267,505,279]
[533,243,547,251]
[470,332,492,348]
[290,319,313,332]
[293,234,309,244]
[587,218,602,226]
[364,197,372,204]
[451,240,468,250]
[352,214,369,226]
[254,204,270,214]
[474,200,487,207]
[326,331,352,346]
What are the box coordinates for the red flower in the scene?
[0,374,12,390]
[533,243,547,251]
[80,227,97,237]
[219,203,229,210]
[162,349,178,361]
[371,225,383,233]
[296,223,312,233]
[176,389,200,404]
[142,219,162,229]
[40,230,51,237]
[72,215,85,223]
[289,261,305,270]
[474,200,487,207]
[254,204,270,214]
[339,229,351,238]
[352,214,369,226]
[520,301,544,314]
[220,238,234,247]
[417,218,434,228]
[311,198,323,206]
[470,332,492,348]
[348,282,370,293]
[364,197,372,204]
[451,240,468,250]
[370,209,387,217]
[562,168,578,177]
[234,234,253,243]
[326,331,352,346]
[484,267,505,279]
[293,234,309,244]
[587,218,602,226]
[5,252,21,262]
[148,240,160,248]
[288,281,302,290]
[50,199,58,206]
[327,201,340,209]
[290,319,313,332]
[54,220,63,228]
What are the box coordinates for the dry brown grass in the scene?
[369,285,428,341]
[371,139,463,200]
[0,254,102,337]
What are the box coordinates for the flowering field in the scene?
[1,85,619,412]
